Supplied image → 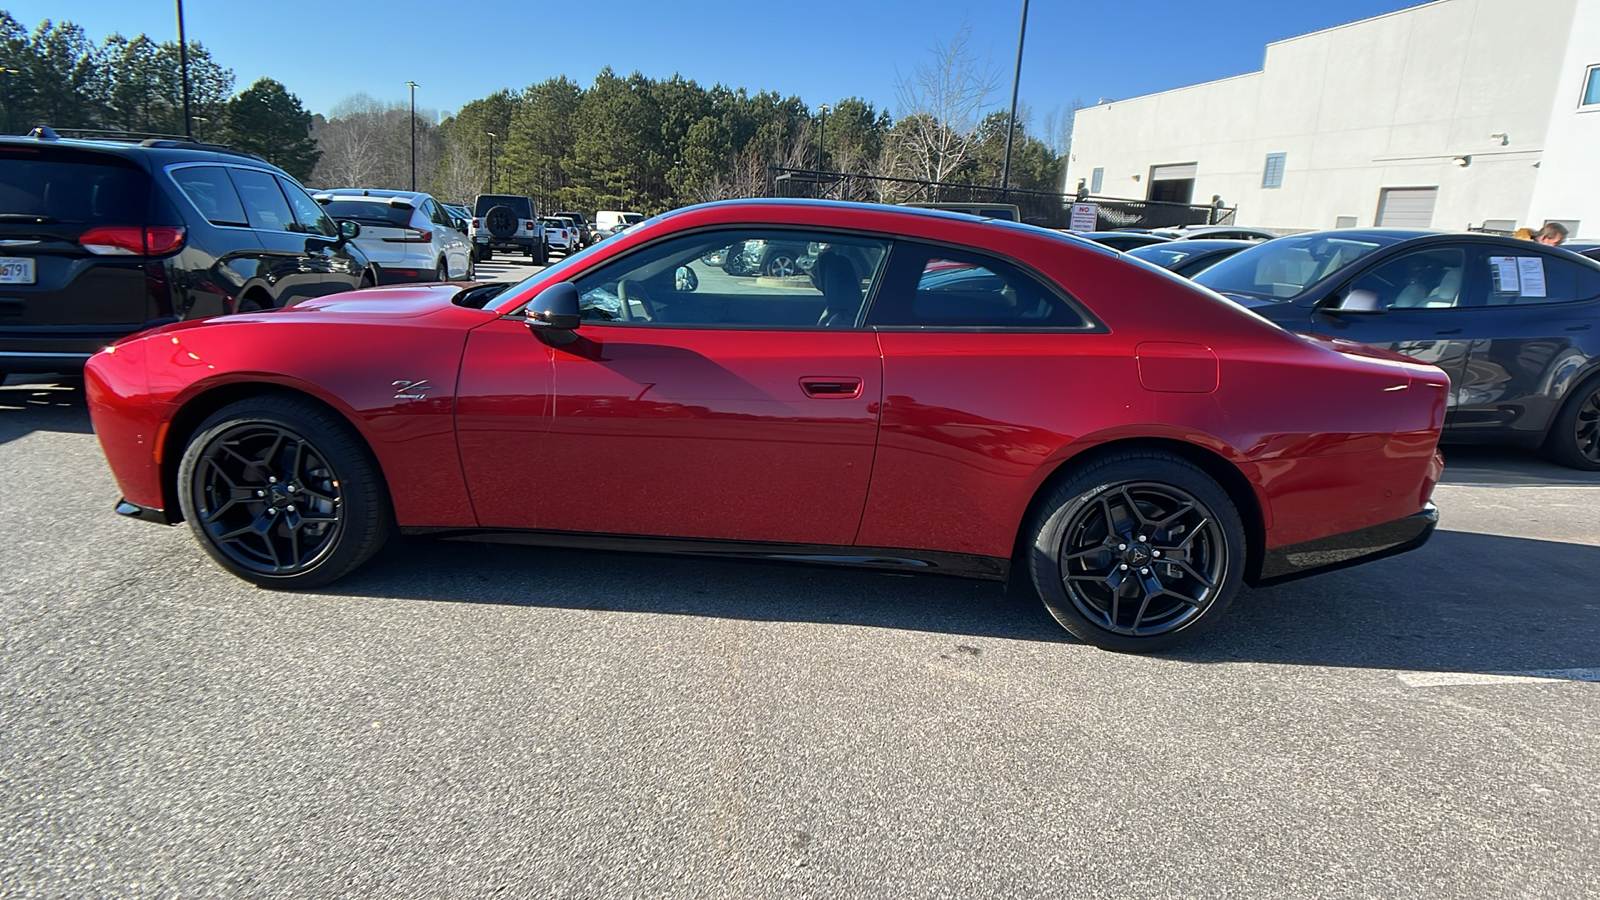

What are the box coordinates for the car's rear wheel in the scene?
[436,260,448,283]
[764,254,797,277]
[1545,374,1600,470]
[177,396,393,589]
[1027,451,1245,652]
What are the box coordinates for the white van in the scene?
[595,210,646,233]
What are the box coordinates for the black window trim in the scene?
[864,238,1107,334]
[165,162,251,228]
[163,160,320,237]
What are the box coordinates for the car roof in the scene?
[320,188,431,200]
[0,132,286,174]
[1130,239,1254,253]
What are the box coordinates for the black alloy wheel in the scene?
[1546,376,1600,470]
[177,396,393,588]
[1028,452,1244,651]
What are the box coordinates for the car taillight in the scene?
[525,221,536,230]
[472,218,481,228]
[80,226,187,257]
[407,228,432,242]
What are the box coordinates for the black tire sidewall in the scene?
[1545,374,1600,470]
[176,396,393,589]
[1027,453,1246,652]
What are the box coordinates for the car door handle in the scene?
[799,377,863,399]
[1434,328,1463,335]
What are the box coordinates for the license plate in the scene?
[0,257,35,285]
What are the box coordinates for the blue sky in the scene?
[27,0,1424,125]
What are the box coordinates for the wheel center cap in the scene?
[267,483,293,507]
[1124,544,1153,567]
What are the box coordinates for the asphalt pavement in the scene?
[3,376,1598,898]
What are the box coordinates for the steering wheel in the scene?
[617,279,656,322]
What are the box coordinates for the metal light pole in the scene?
[1000,0,1029,191]
[485,131,497,190]
[817,103,829,170]
[0,66,18,135]
[406,81,420,191]
[176,0,193,139]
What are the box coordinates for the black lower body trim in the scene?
[115,498,179,526]
[401,527,1011,581]
[1254,502,1438,586]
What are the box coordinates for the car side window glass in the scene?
[1346,247,1467,310]
[1482,252,1600,306]
[225,168,296,233]
[566,229,889,328]
[169,166,249,227]
[868,244,1092,329]
[275,176,335,237]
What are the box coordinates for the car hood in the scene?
[284,282,473,317]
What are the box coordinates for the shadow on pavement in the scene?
[328,528,1600,674]
[0,377,92,445]
[1439,445,1600,487]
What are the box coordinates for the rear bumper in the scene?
[474,236,539,250]
[2,321,178,372]
[1254,502,1438,586]
[373,264,440,285]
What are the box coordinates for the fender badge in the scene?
[392,379,433,400]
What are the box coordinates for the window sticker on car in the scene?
[1516,257,1547,298]
[1490,256,1521,294]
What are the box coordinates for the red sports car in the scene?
[85,200,1448,651]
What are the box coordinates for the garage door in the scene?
[1376,187,1438,227]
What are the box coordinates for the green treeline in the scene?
[1,12,1065,210]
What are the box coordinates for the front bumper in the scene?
[1255,502,1438,586]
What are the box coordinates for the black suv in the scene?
[0,128,375,375]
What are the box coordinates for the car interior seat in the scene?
[815,251,863,327]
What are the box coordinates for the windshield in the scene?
[1193,234,1388,300]
[475,195,532,217]
[1127,245,1199,268]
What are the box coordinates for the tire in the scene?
[1026,451,1245,652]
[1544,373,1600,470]
[176,395,394,589]
[436,260,448,283]
[479,246,492,262]
[533,244,547,266]
[484,204,516,241]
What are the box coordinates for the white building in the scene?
[1064,0,1600,237]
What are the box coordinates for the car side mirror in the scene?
[1329,288,1383,314]
[525,282,581,344]
[675,266,698,292]
[337,219,361,242]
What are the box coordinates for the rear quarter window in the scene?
[170,166,249,227]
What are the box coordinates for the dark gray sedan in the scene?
[1127,239,1253,278]
[1194,229,1600,469]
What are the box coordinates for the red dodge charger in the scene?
[86,200,1447,650]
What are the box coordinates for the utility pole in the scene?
[817,103,829,171]
[485,132,497,190]
[1001,0,1029,191]
[406,81,420,191]
[176,0,193,140]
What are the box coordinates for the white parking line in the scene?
[1396,668,1600,687]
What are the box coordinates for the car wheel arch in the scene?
[157,381,386,522]
[1010,435,1269,587]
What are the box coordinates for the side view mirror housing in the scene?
[525,282,582,344]
[1327,288,1384,315]
[337,219,361,242]
[675,265,698,292]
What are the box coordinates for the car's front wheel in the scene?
[1545,374,1600,470]
[1027,451,1245,652]
[177,395,393,589]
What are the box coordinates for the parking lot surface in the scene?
[3,376,1598,898]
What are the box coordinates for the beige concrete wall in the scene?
[1064,0,1584,233]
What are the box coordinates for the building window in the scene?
[1584,65,1600,107]
[1090,168,1104,193]
[1262,153,1286,189]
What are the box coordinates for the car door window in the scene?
[565,229,890,328]
[867,244,1094,329]
[276,176,336,237]
[1346,247,1467,310]
[169,166,249,227]
[1482,251,1600,306]
[226,168,296,233]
